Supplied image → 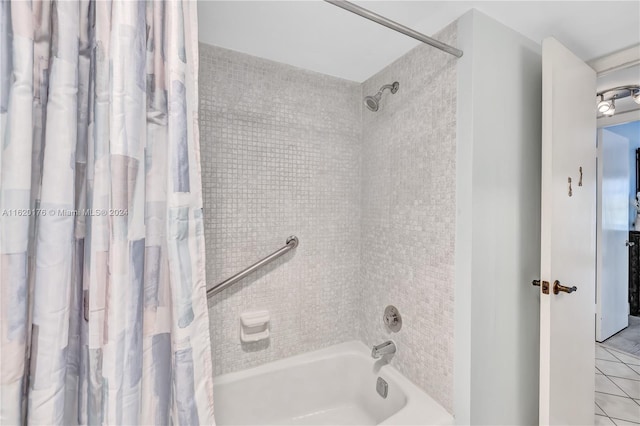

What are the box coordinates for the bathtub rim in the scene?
[212,340,454,425]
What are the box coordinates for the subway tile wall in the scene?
[199,22,456,412]
[359,24,457,412]
[199,44,362,375]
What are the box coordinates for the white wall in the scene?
[200,40,459,412]
[455,10,542,425]
[200,44,363,376]
[359,23,457,412]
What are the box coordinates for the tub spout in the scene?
[371,341,396,359]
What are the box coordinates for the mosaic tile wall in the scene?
[199,44,362,375]
[359,24,457,412]
[199,23,456,412]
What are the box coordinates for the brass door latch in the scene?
[533,279,577,295]
[532,280,550,295]
[553,280,577,295]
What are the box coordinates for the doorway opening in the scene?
[595,119,640,423]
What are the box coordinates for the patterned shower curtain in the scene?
[0,1,215,424]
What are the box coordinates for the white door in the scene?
[539,37,596,425]
[597,128,630,342]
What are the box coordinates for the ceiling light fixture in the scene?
[597,96,613,114]
[596,85,640,117]
[603,99,615,116]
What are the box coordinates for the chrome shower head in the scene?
[364,93,382,112]
[364,81,399,112]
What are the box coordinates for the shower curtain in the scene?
[0,1,215,424]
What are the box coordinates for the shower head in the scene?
[364,94,381,112]
[364,81,399,112]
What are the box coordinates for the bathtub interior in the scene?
[213,353,406,425]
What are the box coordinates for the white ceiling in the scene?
[198,1,640,82]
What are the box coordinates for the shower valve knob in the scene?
[383,305,402,332]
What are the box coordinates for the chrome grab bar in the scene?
[207,236,299,297]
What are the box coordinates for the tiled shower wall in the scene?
[199,44,362,375]
[359,24,457,412]
[199,23,456,412]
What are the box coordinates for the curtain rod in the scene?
[324,0,463,58]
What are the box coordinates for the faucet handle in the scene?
[384,313,398,326]
[383,305,402,332]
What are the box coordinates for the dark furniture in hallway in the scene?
[629,231,640,316]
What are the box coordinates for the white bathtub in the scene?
[212,341,454,425]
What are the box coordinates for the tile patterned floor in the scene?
[601,316,640,358]
[596,344,640,424]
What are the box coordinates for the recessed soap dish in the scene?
[240,310,270,343]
